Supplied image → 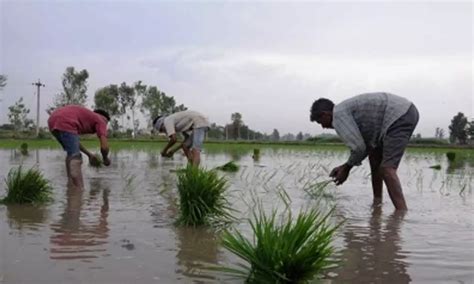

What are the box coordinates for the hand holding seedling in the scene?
[330,164,352,185]
[103,156,111,166]
[89,155,102,167]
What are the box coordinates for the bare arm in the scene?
[80,143,93,158]
[161,134,177,156]
[98,135,111,166]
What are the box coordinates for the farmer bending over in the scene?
[310,92,419,210]
[153,110,210,166]
[48,105,111,188]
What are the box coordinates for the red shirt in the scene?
[48,105,108,137]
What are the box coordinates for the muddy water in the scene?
[0,147,472,283]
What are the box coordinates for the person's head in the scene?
[310,98,334,129]
[94,109,111,122]
[152,115,165,133]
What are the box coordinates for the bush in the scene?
[1,166,53,204]
[219,206,338,283]
[176,166,232,226]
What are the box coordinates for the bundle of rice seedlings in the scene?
[89,153,103,168]
[217,161,239,172]
[219,206,338,283]
[20,143,29,155]
[176,166,233,227]
[1,166,53,204]
[252,149,260,161]
[446,152,456,162]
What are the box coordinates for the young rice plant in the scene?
[219,206,338,283]
[176,166,233,227]
[1,166,53,204]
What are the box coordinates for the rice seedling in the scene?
[252,149,260,161]
[20,143,28,155]
[89,153,103,168]
[218,205,338,283]
[217,161,240,172]
[429,164,442,170]
[304,180,333,199]
[1,166,53,204]
[446,152,456,162]
[176,166,234,227]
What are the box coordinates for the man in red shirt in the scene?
[48,105,111,188]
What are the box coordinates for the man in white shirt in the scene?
[153,110,210,166]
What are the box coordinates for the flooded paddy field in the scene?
[0,142,473,283]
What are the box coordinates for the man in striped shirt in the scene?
[310,93,419,210]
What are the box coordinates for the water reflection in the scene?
[6,204,49,232]
[49,181,110,261]
[175,227,220,282]
[330,205,411,283]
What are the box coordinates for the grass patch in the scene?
[219,206,338,283]
[176,166,233,227]
[217,161,240,172]
[1,166,53,204]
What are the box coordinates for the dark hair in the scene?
[310,98,334,121]
[94,109,111,121]
[152,115,162,127]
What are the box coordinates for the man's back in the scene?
[333,92,412,148]
[48,105,107,136]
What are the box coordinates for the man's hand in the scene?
[89,155,101,166]
[330,164,352,185]
[103,156,111,166]
[161,151,173,158]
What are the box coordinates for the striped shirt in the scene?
[333,93,413,166]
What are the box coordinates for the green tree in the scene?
[231,112,243,140]
[131,81,147,137]
[118,82,134,130]
[94,85,120,116]
[449,112,468,144]
[468,120,474,142]
[296,131,304,141]
[8,97,31,131]
[141,86,187,123]
[51,67,89,110]
[271,129,280,141]
[0,74,7,90]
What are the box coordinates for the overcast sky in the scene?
[0,0,472,137]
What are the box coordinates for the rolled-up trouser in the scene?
[51,130,82,159]
[183,127,208,151]
[379,104,419,168]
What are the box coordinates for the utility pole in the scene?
[32,79,45,137]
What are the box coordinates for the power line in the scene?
[32,79,45,137]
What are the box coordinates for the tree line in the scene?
[1,69,474,144]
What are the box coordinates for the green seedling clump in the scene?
[217,161,240,172]
[446,152,456,162]
[1,166,53,204]
[89,154,103,168]
[220,206,338,283]
[252,149,260,161]
[176,166,232,227]
[20,143,28,155]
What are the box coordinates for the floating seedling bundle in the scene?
[176,166,233,227]
[1,166,53,204]
[219,205,338,283]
